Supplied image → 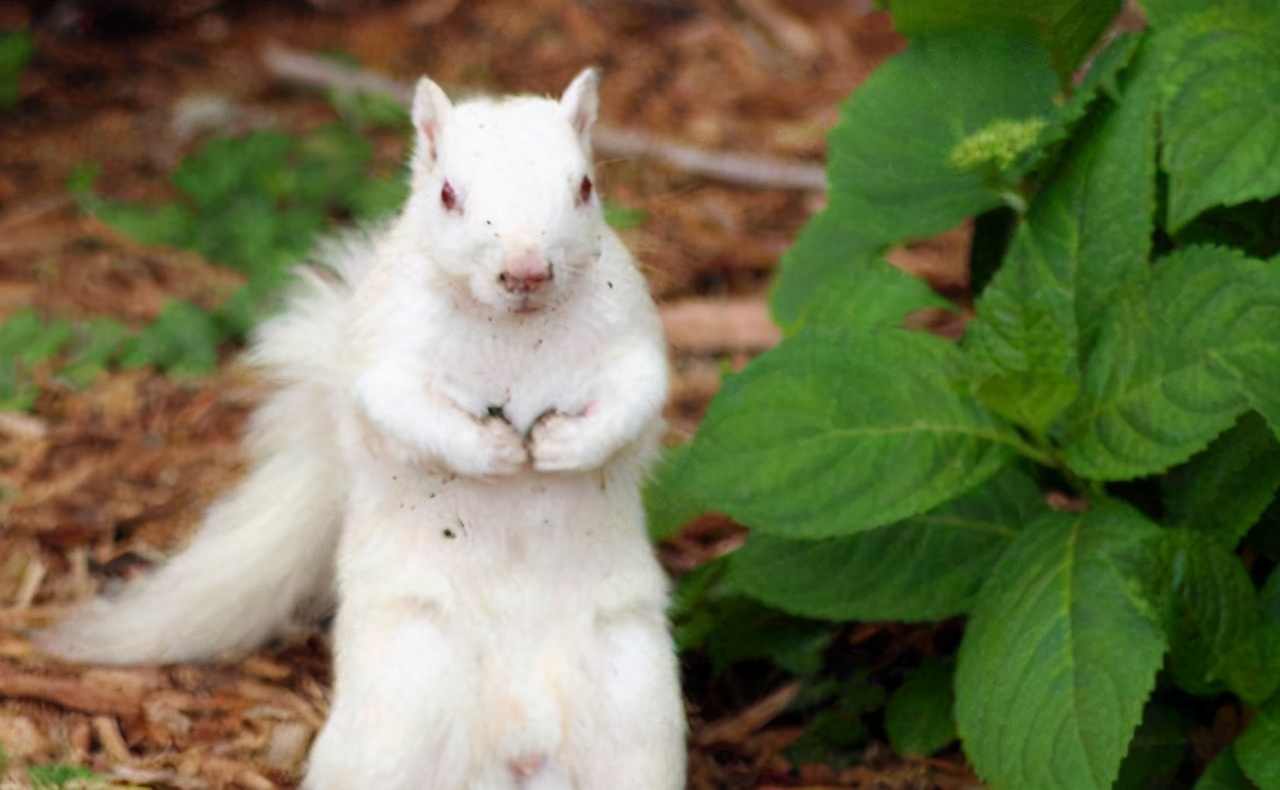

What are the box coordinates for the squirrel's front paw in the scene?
[529,413,611,473]
[451,417,529,476]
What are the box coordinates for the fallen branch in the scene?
[694,681,803,747]
[260,44,827,192]
[660,296,781,354]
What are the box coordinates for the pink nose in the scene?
[499,253,552,294]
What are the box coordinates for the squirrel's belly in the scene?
[337,464,667,619]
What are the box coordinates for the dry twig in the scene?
[260,44,827,192]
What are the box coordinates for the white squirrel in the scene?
[39,68,686,790]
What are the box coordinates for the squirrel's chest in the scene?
[432,323,603,432]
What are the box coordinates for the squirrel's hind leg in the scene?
[303,599,479,790]
[561,610,687,790]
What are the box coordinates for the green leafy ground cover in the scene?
[651,1,1280,787]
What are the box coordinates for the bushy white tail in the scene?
[38,234,375,665]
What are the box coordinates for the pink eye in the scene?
[576,176,593,207]
[441,180,460,213]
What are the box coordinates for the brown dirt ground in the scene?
[0,1,977,787]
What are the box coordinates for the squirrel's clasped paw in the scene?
[529,412,610,473]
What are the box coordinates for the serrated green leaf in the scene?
[827,31,1058,246]
[799,258,951,334]
[120,301,224,376]
[955,504,1167,790]
[1065,247,1280,480]
[1055,33,1141,130]
[883,0,1121,79]
[1135,528,1280,704]
[963,44,1158,433]
[1163,411,1280,548]
[725,465,1042,621]
[1237,696,1280,790]
[1157,5,1280,230]
[769,208,882,326]
[1194,747,1253,790]
[885,658,957,757]
[684,327,1020,539]
[1113,702,1189,790]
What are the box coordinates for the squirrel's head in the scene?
[403,67,605,315]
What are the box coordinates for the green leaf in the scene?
[683,327,1020,539]
[0,310,72,364]
[28,764,99,790]
[1113,702,1189,790]
[798,258,951,334]
[0,30,34,109]
[1157,4,1280,231]
[963,41,1158,435]
[769,208,882,326]
[1195,747,1254,790]
[171,131,296,209]
[1064,247,1280,480]
[92,200,195,249]
[701,596,830,675]
[826,31,1059,246]
[120,301,224,376]
[955,504,1167,790]
[885,658,957,757]
[60,318,133,389]
[789,671,887,769]
[294,124,374,203]
[725,465,1043,621]
[1262,569,1280,626]
[1163,411,1280,549]
[346,175,409,223]
[883,0,1121,80]
[644,442,707,542]
[1237,696,1280,790]
[1135,528,1280,704]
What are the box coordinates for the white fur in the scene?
[40,69,685,789]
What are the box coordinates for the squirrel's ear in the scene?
[560,67,601,149]
[412,76,453,165]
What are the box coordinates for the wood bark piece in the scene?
[735,0,823,62]
[260,44,827,192]
[0,665,168,717]
[661,296,781,354]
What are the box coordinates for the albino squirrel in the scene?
[39,68,685,790]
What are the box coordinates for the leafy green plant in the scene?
[0,30,33,109]
[49,123,410,393]
[652,1,1280,788]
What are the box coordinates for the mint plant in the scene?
[652,1,1280,787]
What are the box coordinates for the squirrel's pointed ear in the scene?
[560,67,601,149]
[412,76,453,165]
